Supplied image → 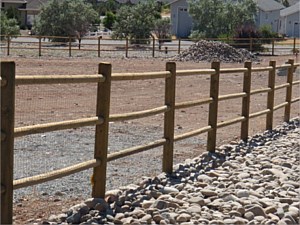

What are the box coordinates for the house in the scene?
[279,2,300,37]
[168,0,287,38]
[169,0,192,38]
[18,0,48,29]
[0,0,27,27]
[254,0,285,33]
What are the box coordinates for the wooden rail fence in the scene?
[1,59,299,224]
[1,35,299,57]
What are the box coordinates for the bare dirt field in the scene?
[1,54,299,224]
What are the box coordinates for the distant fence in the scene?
[0,35,299,57]
[1,59,300,224]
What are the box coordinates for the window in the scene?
[179,7,187,12]
[265,13,268,20]
[2,3,4,7]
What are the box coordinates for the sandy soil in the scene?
[1,54,299,224]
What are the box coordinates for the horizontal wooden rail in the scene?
[294,63,300,67]
[10,47,38,50]
[176,69,215,76]
[14,117,104,138]
[274,83,290,90]
[111,71,171,81]
[251,66,273,72]
[107,139,166,161]
[273,102,289,111]
[175,98,213,109]
[38,47,69,51]
[1,185,5,194]
[218,92,247,101]
[174,126,212,142]
[13,159,100,190]
[217,116,246,128]
[292,80,300,85]
[291,97,300,103]
[276,64,292,69]
[249,109,270,119]
[109,106,169,122]
[250,87,271,95]
[15,75,105,85]
[220,68,247,74]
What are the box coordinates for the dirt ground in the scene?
[1,54,299,224]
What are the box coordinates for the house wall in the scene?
[170,0,193,38]
[1,2,27,27]
[256,9,281,32]
[280,12,300,37]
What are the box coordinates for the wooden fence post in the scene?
[125,38,129,58]
[39,36,42,57]
[152,36,155,58]
[271,39,275,56]
[98,36,102,57]
[284,59,294,122]
[207,61,220,152]
[163,62,176,173]
[92,63,112,198]
[266,61,276,130]
[69,36,72,57]
[1,62,15,225]
[178,38,181,54]
[241,61,252,141]
[7,35,10,56]
[293,38,296,54]
[250,38,253,52]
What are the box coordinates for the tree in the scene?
[103,11,116,30]
[86,0,121,16]
[274,0,289,7]
[0,13,20,40]
[188,0,257,38]
[5,6,21,25]
[34,0,98,44]
[112,0,161,44]
[153,18,172,48]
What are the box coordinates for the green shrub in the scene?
[0,13,20,40]
[259,25,280,44]
[103,11,116,30]
[234,24,264,52]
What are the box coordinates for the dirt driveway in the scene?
[1,54,299,224]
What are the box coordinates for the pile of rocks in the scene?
[46,118,299,225]
[171,40,259,63]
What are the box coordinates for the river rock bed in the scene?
[44,118,299,225]
[171,40,259,63]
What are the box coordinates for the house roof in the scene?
[288,0,299,5]
[25,0,48,10]
[280,2,300,17]
[167,0,186,6]
[0,0,26,3]
[254,0,285,12]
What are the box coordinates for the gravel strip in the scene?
[43,118,299,225]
